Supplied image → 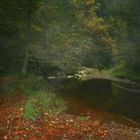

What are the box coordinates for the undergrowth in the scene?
[23,91,67,121]
[0,74,67,121]
[103,67,140,81]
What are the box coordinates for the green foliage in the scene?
[20,74,45,92]
[104,62,140,81]
[77,115,90,121]
[0,0,139,79]
[99,0,140,77]
[23,91,67,121]
[0,74,45,97]
[24,100,39,121]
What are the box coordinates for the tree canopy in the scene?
[0,0,140,79]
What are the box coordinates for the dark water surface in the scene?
[47,78,140,125]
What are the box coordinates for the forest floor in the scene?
[0,76,140,140]
[0,92,140,140]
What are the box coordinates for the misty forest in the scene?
[0,0,140,139]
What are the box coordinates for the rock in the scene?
[66,75,73,79]
[48,76,55,79]
[74,74,81,78]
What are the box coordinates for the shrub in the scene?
[0,74,45,96]
[24,100,39,121]
[23,91,67,121]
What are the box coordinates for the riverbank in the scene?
[0,76,140,140]
[0,93,140,140]
[75,67,140,85]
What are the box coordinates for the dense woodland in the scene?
[0,0,140,79]
[0,1,140,140]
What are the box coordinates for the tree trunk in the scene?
[22,49,29,76]
[22,0,33,76]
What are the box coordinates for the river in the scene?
[47,78,140,126]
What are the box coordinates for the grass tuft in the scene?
[23,91,67,121]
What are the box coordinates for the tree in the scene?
[0,0,43,74]
[70,0,114,69]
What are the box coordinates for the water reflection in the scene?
[47,78,140,123]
